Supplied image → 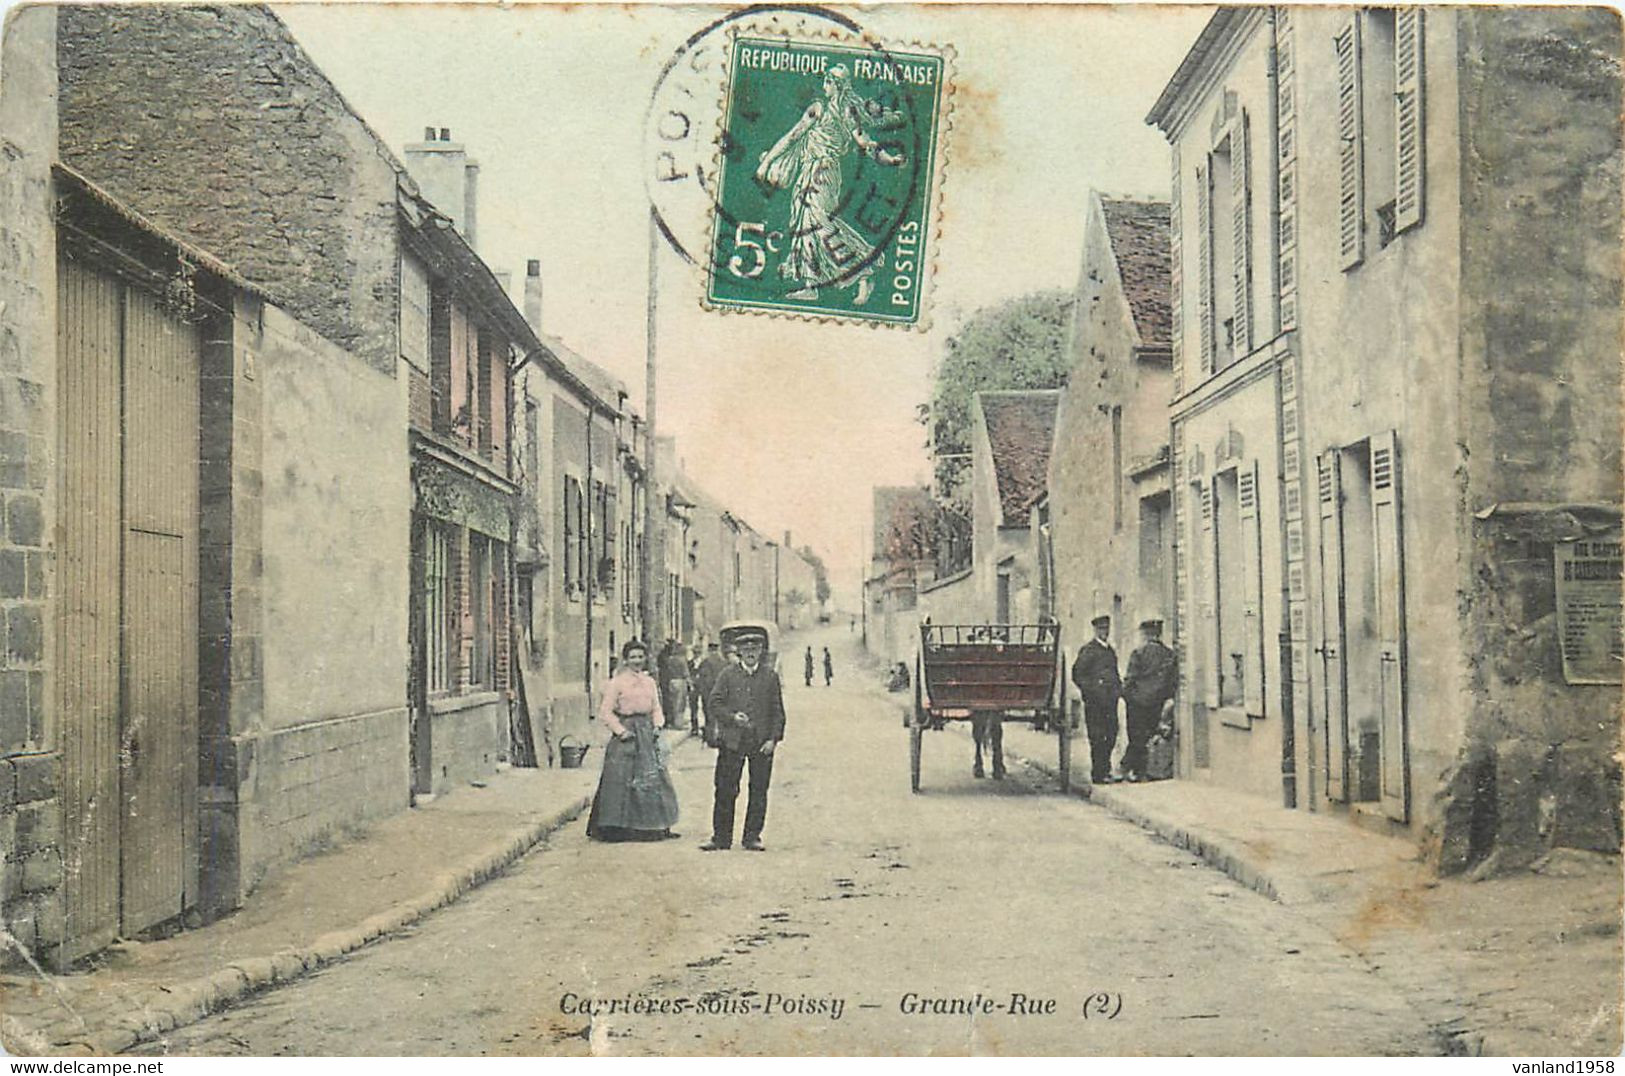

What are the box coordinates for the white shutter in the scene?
[1200,479,1220,709]
[1371,431,1410,821]
[1231,112,1253,359]
[1316,451,1348,802]
[1196,160,1214,376]
[1395,8,1426,232]
[1239,462,1265,718]
[1335,16,1364,270]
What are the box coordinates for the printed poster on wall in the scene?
[1554,537,1624,685]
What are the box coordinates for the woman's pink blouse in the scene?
[598,669,665,734]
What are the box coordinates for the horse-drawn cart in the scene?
[911,621,1071,793]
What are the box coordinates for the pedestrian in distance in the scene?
[687,645,703,733]
[1121,618,1178,783]
[585,639,680,843]
[804,645,815,688]
[822,646,833,686]
[1071,614,1122,785]
[701,628,786,852]
[659,640,691,735]
[694,641,728,744]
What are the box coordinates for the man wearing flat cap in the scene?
[1071,614,1122,785]
[1121,618,1177,782]
[701,629,786,851]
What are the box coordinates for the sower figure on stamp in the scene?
[1121,618,1177,783]
[1071,614,1122,785]
[755,64,906,305]
[701,628,786,852]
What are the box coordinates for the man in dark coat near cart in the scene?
[1121,618,1177,782]
[1071,614,1122,785]
[701,628,787,852]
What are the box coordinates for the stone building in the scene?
[966,391,1060,626]
[1148,7,1621,867]
[45,4,422,956]
[1045,193,1174,645]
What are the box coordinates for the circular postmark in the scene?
[643,6,947,324]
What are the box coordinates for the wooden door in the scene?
[57,258,124,958]
[57,258,200,951]
[1315,450,1350,802]
[119,287,200,933]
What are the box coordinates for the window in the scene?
[564,475,583,596]
[477,331,494,456]
[524,399,539,489]
[1111,407,1124,531]
[1337,9,1426,270]
[424,522,455,695]
[470,535,492,687]
[1197,464,1265,721]
[1196,106,1252,375]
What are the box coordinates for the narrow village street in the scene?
[134,629,1436,1057]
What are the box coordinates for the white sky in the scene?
[274,2,1213,605]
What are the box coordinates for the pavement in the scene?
[985,717,1624,1056]
[0,736,694,1056]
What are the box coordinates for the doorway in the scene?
[57,256,201,956]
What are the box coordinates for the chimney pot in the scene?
[423,126,436,141]
[440,127,451,141]
[527,259,541,277]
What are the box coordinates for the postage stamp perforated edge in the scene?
[697,16,957,333]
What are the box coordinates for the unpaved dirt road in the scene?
[136,630,1438,1056]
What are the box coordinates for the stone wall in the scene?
[1442,7,1625,874]
[0,5,63,961]
[57,4,402,375]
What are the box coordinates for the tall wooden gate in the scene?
[57,256,200,957]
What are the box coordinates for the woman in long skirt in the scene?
[585,639,680,842]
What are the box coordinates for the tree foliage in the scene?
[920,290,1075,501]
[800,547,832,605]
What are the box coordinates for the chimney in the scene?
[523,259,543,336]
[784,530,793,548]
[402,125,481,250]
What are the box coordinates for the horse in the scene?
[971,713,1006,780]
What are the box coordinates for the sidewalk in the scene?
[988,719,1623,1057]
[0,737,693,1056]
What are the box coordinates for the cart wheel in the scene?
[909,723,922,793]
[1057,710,1072,794]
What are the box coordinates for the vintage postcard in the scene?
[0,0,1620,1060]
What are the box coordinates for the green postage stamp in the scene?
[706,34,949,327]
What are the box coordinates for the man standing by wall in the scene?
[1121,618,1176,783]
[1071,614,1122,784]
[702,629,786,852]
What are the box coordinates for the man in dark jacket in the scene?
[694,642,728,740]
[1071,614,1122,784]
[702,629,786,852]
[1121,618,1177,782]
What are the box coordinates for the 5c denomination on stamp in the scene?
[706,31,950,328]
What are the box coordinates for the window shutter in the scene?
[1335,16,1364,270]
[1370,431,1410,821]
[1200,480,1221,709]
[1196,160,1214,375]
[1395,8,1426,233]
[1316,451,1348,802]
[1231,112,1253,358]
[1239,462,1265,718]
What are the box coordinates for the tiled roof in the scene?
[979,391,1060,527]
[1100,198,1172,347]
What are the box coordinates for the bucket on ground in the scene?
[559,736,589,769]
